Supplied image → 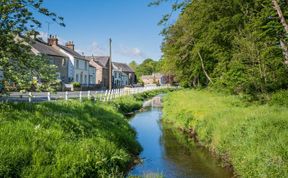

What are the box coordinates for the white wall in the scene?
[89,66,96,85]
[74,59,89,85]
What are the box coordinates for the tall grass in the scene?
[162,89,288,177]
[0,100,142,177]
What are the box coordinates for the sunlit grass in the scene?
[162,89,288,177]
[0,100,142,177]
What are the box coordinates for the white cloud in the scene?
[91,42,108,56]
[116,46,145,58]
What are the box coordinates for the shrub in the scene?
[270,90,288,107]
[72,82,81,88]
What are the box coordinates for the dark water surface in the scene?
[129,108,232,178]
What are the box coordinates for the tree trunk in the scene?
[272,0,288,64]
[280,39,288,63]
[272,0,288,33]
[197,51,213,84]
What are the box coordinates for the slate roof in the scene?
[86,56,110,68]
[30,39,67,58]
[58,45,88,61]
[89,59,98,68]
[113,62,134,73]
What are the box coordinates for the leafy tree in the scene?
[0,0,64,92]
[156,0,288,94]
[136,58,160,77]
[129,60,138,72]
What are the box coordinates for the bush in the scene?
[72,82,81,88]
[270,90,288,107]
[112,97,142,114]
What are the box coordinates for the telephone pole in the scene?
[109,38,112,90]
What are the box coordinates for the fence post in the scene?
[88,91,91,100]
[79,91,82,102]
[65,91,68,101]
[47,92,51,101]
[100,91,103,101]
[94,91,97,101]
[104,90,108,102]
[29,92,32,103]
[108,90,111,101]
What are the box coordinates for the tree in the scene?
[157,0,288,93]
[136,58,159,77]
[129,60,138,72]
[0,0,64,92]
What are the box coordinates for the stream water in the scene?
[129,99,232,178]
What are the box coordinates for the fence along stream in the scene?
[0,86,171,103]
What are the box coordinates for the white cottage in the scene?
[47,36,94,86]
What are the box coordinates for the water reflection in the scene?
[129,108,232,178]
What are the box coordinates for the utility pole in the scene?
[46,21,51,35]
[109,38,112,90]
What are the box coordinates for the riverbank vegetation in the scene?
[162,90,288,177]
[0,88,175,177]
[0,100,142,177]
[112,88,176,114]
[157,0,288,98]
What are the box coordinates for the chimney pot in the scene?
[48,35,58,46]
[65,41,75,51]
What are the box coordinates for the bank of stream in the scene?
[128,96,233,178]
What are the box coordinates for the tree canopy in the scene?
[129,59,161,82]
[0,0,64,92]
[158,0,288,95]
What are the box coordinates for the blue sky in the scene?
[36,0,176,64]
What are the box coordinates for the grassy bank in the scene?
[112,88,177,114]
[0,100,142,177]
[0,88,176,177]
[162,90,288,177]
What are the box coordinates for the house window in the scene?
[62,58,66,66]
[80,73,83,84]
[84,75,87,84]
[76,60,79,69]
[76,74,79,82]
[85,62,88,70]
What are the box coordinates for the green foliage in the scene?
[270,90,288,107]
[162,90,288,177]
[72,82,81,88]
[112,97,142,114]
[0,100,142,177]
[0,0,65,92]
[159,0,288,95]
[112,88,177,114]
[129,59,161,81]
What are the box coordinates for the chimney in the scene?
[48,35,58,46]
[65,41,75,51]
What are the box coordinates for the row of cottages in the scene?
[30,36,91,86]
[86,56,136,89]
[30,35,136,89]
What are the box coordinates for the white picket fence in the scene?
[0,86,172,103]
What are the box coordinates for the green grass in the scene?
[0,88,177,177]
[0,100,142,177]
[162,89,288,177]
[111,88,177,115]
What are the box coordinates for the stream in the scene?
[128,97,232,178]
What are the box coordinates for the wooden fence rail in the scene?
[0,86,172,103]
